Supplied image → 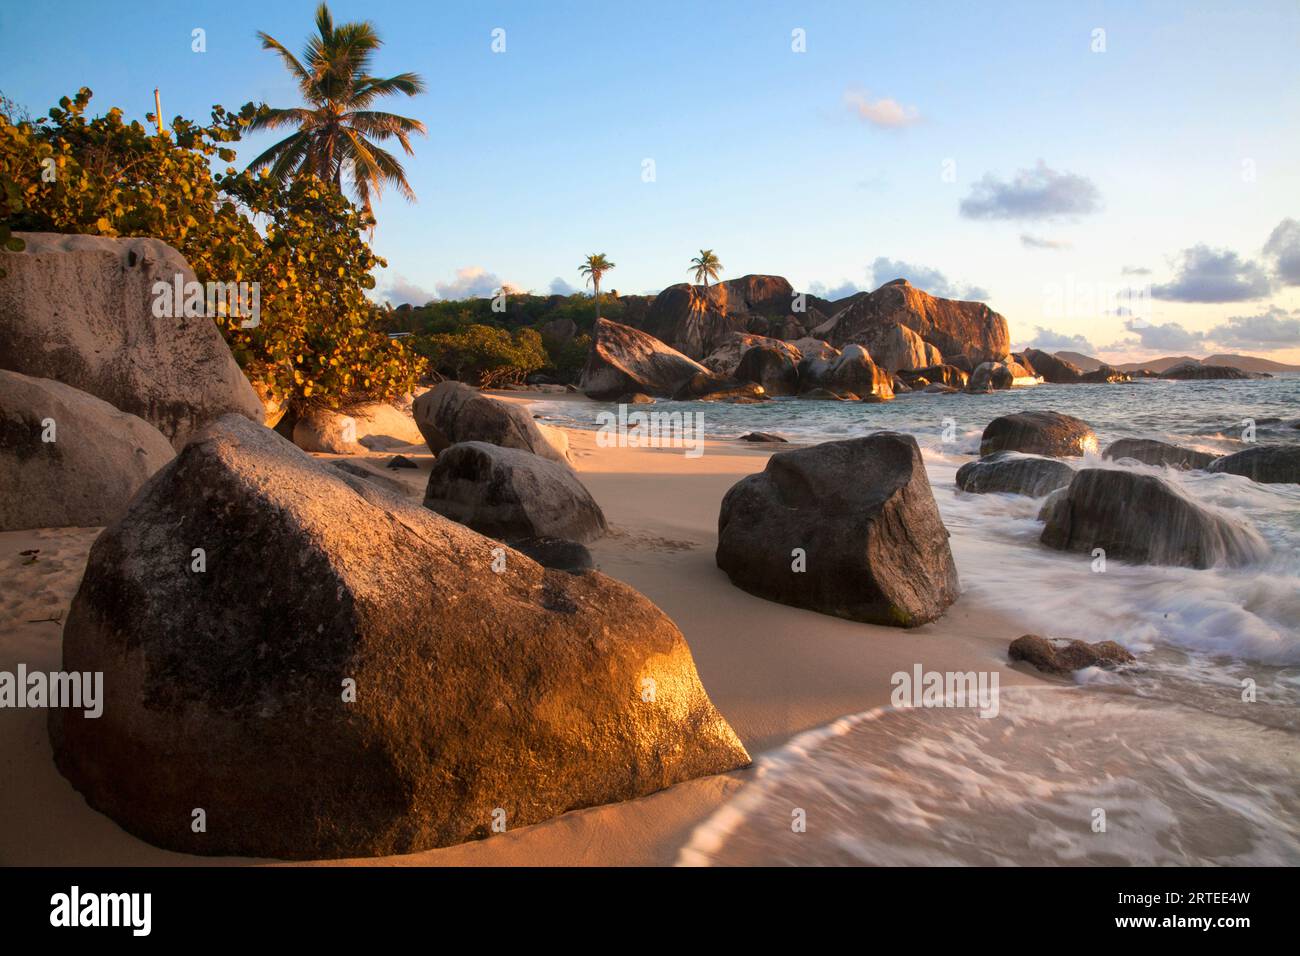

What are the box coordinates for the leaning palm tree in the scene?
[247,2,426,213]
[578,254,616,321]
[690,249,723,287]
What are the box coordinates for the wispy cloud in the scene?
[843,90,920,128]
[960,161,1101,221]
[1018,326,1096,353]
[1020,233,1073,250]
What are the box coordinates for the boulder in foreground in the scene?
[716,432,959,626]
[0,232,262,447]
[1206,444,1300,484]
[0,370,175,531]
[1039,468,1267,568]
[980,410,1098,457]
[424,441,608,542]
[1009,634,1135,675]
[50,415,747,859]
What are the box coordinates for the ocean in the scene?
[534,375,1300,865]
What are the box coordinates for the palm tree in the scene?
[690,249,723,287]
[247,3,426,213]
[579,253,615,321]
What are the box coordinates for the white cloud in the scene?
[435,266,507,300]
[1151,245,1271,303]
[1208,306,1300,351]
[870,257,988,300]
[960,162,1101,221]
[843,90,920,128]
[1020,233,1073,251]
[381,275,436,307]
[549,277,577,295]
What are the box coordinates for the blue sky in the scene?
[3,0,1299,361]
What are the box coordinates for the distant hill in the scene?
[1053,350,1103,371]
[1111,355,1201,373]
[1052,351,1300,374]
[1201,354,1300,373]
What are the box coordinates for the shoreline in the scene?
[0,388,1055,866]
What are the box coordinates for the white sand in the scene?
[0,390,1048,866]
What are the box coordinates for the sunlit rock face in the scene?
[0,232,262,448]
[716,432,959,627]
[1039,468,1268,569]
[50,415,749,860]
[643,275,801,359]
[814,278,1009,367]
[579,317,720,399]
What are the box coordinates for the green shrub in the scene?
[411,325,548,388]
[0,88,424,410]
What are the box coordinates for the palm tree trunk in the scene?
[595,278,601,322]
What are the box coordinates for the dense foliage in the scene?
[410,325,548,388]
[0,88,424,410]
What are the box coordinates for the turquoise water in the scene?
[536,376,1300,866]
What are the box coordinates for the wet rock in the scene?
[1206,444,1300,484]
[955,451,1075,497]
[1009,634,1135,675]
[980,410,1098,457]
[1102,438,1216,470]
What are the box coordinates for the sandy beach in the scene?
[0,388,1054,867]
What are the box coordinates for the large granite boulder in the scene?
[980,411,1098,457]
[1039,469,1267,568]
[1103,438,1216,470]
[424,441,607,542]
[579,318,721,399]
[817,344,893,399]
[413,381,569,465]
[813,278,1009,366]
[955,451,1075,497]
[855,322,941,372]
[0,370,175,531]
[1206,445,1300,484]
[1021,349,1083,384]
[733,344,800,396]
[0,232,262,447]
[716,432,959,626]
[643,275,798,359]
[49,415,747,859]
[700,332,800,377]
[349,401,426,450]
[292,408,365,455]
[968,360,1015,391]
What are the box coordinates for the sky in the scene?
[2,0,1299,363]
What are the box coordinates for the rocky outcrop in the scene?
[738,432,788,443]
[734,344,800,396]
[980,411,1098,457]
[1009,634,1135,675]
[424,441,607,542]
[1161,362,1249,381]
[1021,349,1082,384]
[955,451,1074,497]
[1103,438,1216,470]
[700,332,800,377]
[413,381,569,465]
[898,364,969,389]
[292,408,366,455]
[856,322,942,372]
[49,415,747,859]
[643,275,799,359]
[0,232,262,447]
[1078,364,1131,384]
[814,344,893,399]
[0,370,175,531]
[968,361,1015,391]
[1206,445,1300,484]
[579,318,721,399]
[716,432,959,627]
[1039,469,1267,568]
[814,278,1009,366]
